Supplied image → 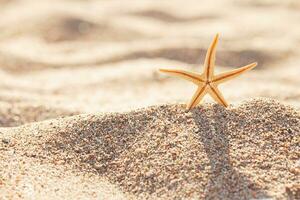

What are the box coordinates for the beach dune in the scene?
[1,99,299,199]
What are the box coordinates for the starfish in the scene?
[159,34,257,110]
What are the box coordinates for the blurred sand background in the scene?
[0,0,299,199]
[0,0,299,115]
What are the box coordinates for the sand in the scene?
[0,0,300,199]
[1,99,299,199]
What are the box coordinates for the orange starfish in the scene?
[159,34,257,110]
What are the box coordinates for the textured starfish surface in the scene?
[159,34,257,110]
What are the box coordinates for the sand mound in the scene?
[2,98,299,199]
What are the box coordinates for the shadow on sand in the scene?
[191,105,269,200]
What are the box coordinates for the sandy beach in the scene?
[0,0,299,199]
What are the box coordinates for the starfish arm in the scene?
[187,85,208,110]
[212,62,257,84]
[203,34,219,80]
[208,85,229,107]
[159,68,204,84]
